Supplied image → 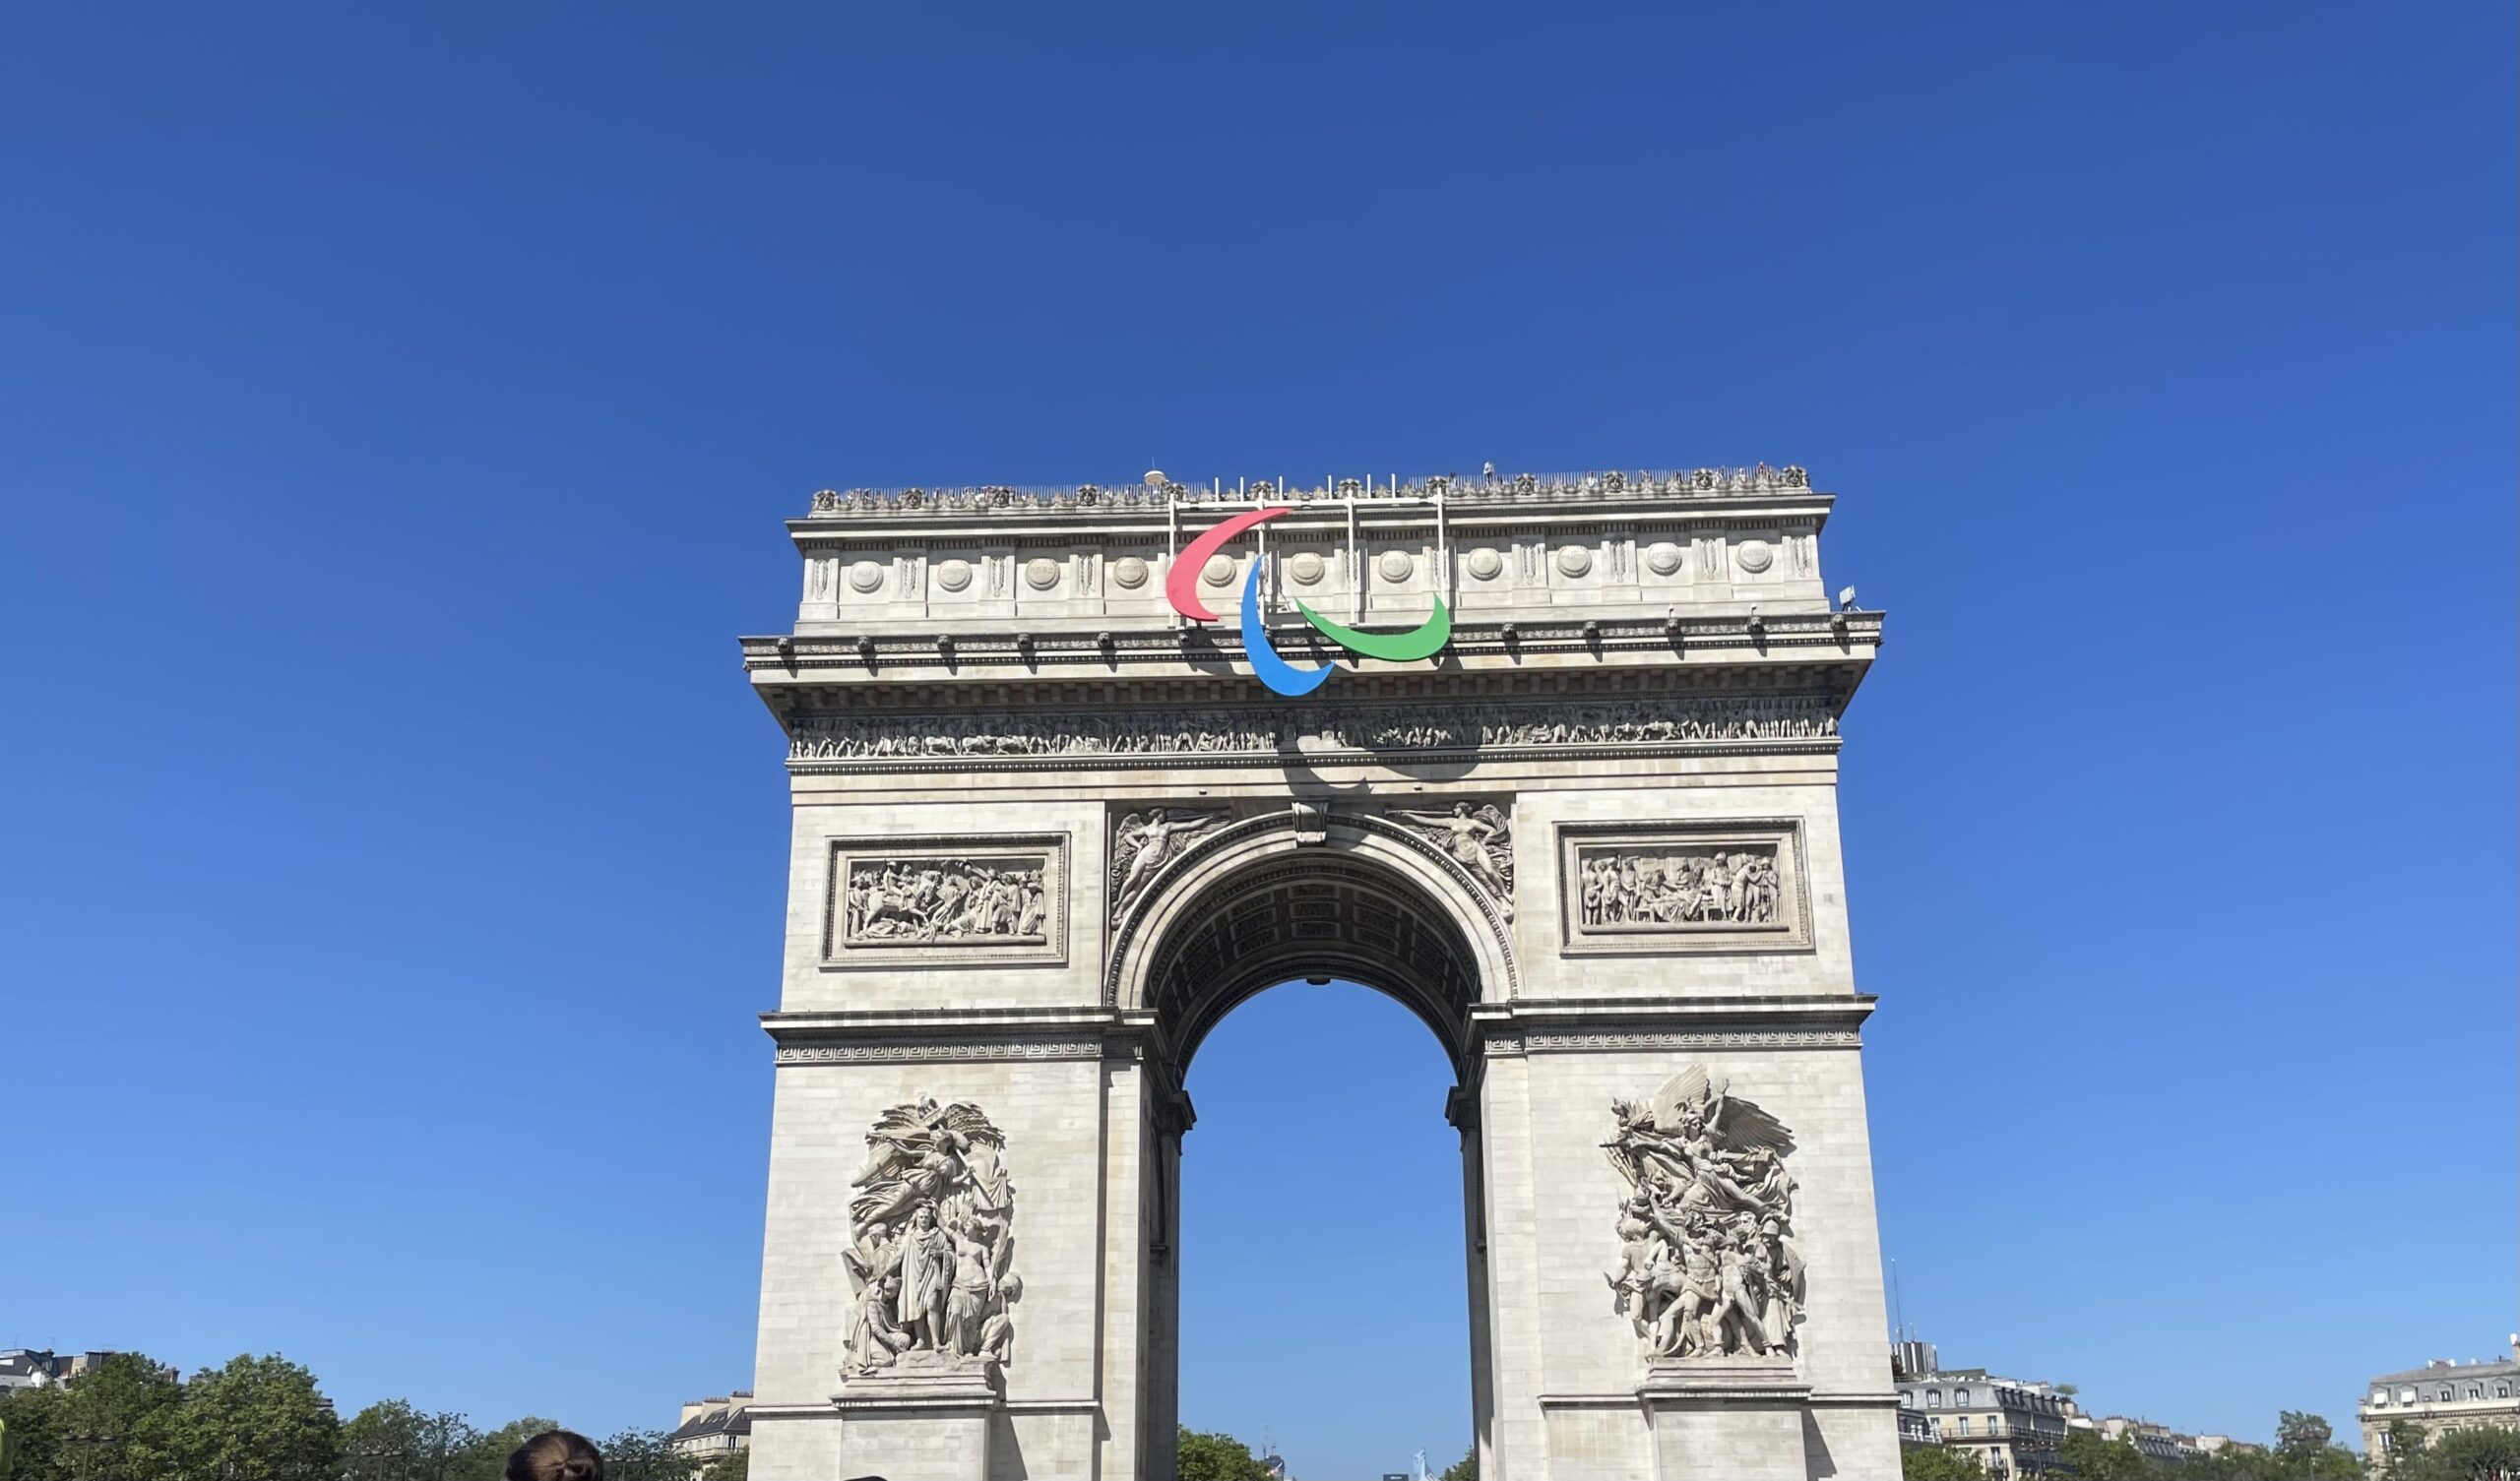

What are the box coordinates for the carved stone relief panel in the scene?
[1388,800,1514,919]
[844,1098,1021,1378]
[1556,819,1812,955]
[824,833,1069,964]
[1604,1065,1803,1363]
[1107,807,1232,923]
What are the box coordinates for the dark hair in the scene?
[505,1430,603,1481]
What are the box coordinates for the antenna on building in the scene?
[1891,1257,1905,1339]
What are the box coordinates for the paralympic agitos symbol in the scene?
[1166,506,1451,697]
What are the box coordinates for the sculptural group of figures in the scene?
[787,698,1839,762]
[845,860,1048,943]
[1604,1067,1805,1362]
[843,1099,1021,1376]
[1579,849,1781,929]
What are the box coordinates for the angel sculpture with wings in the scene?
[844,1098,1020,1375]
[1394,802,1513,912]
[1602,1065,1801,1361]
[1109,808,1227,917]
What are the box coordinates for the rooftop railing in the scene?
[803,464,1811,517]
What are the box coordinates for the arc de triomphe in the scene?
[739,467,1899,1480]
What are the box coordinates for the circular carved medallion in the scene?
[1288,552,1325,586]
[1466,547,1503,581]
[847,560,885,593]
[1645,542,1683,577]
[1555,545,1594,578]
[1024,557,1061,590]
[1377,550,1415,582]
[1202,554,1236,587]
[1734,539,1774,574]
[1110,556,1150,589]
[934,558,973,592]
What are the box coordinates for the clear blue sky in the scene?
[2,5,2510,1476]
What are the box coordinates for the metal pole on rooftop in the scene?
[1349,493,1362,623]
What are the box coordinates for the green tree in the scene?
[343,1399,425,1481]
[2276,1410,2336,1461]
[1,1352,186,1481]
[2378,1420,2432,1476]
[703,1451,747,1481]
[174,1353,341,1481]
[451,1417,563,1481]
[0,1382,67,1479]
[2267,1409,2363,1481]
[343,1401,481,1481]
[598,1427,695,1481]
[1175,1425,1273,1481]
[1439,1442,1477,1481]
[2396,1425,2520,1481]
[1899,1445,1987,1480]
[2055,1429,2155,1480]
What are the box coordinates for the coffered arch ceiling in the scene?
[1139,850,1484,1083]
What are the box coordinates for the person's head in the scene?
[505,1430,602,1481]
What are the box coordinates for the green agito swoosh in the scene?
[1294,596,1452,662]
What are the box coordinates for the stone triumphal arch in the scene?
[740,467,1899,1480]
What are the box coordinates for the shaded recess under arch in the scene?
[1106,809,1515,1086]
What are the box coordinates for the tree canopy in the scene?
[1176,1425,1275,1481]
[1900,1444,1990,1480]
[2384,1425,2520,1481]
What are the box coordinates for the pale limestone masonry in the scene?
[741,468,1901,1479]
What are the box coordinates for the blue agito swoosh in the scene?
[1238,563,1332,697]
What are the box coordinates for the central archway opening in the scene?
[1118,823,1505,1481]
[1176,978,1471,1480]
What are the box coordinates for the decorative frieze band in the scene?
[1482,1025,1862,1057]
[788,695,1838,766]
[776,1035,1106,1066]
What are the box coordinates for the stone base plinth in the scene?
[1640,1357,1815,1481]
[832,1363,1002,1481]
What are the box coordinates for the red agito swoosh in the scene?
[1165,505,1291,622]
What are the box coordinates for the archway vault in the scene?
[1106,808,1517,1087]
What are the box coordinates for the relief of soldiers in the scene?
[1603,1067,1803,1362]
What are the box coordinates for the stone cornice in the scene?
[762,1006,1124,1065]
[743,612,1880,677]
[1471,996,1873,1056]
